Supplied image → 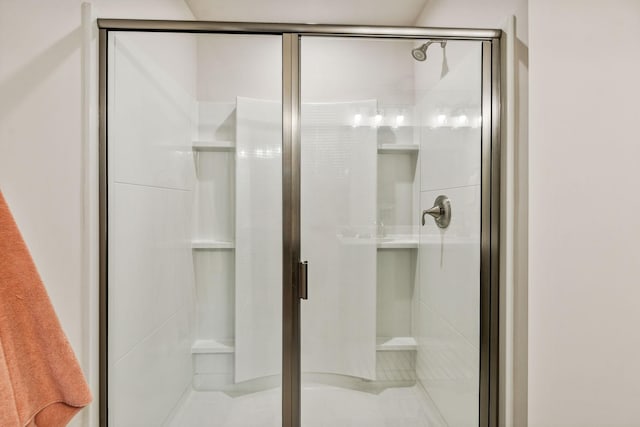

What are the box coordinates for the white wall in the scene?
[0,1,195,426]
[528,1,640,426]
[415,1,529,425]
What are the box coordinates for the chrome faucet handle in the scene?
[422,195,451,228]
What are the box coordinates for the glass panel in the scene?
[300,36,482,426]
[107,32,282,426]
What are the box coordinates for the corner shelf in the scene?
[192,240,235,250]
[377,144,419,154]
[376,336,417,352]
[192,140,235,151]
[376,236,418,249]
[192,339,235,354]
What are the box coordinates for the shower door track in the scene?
[98,19,501,427]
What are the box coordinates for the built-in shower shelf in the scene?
[376,236,418,249]
[376,336,417,352]
[377,144,419,154]
[192,140,235,151]
[192,339,235,354]
[192,240,235,250]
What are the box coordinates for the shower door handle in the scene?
[299,261,308,300]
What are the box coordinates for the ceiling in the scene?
[184,0,429,26]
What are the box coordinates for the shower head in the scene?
[411,40,447,62]
[411,44,428,61]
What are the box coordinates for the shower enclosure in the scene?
[99,20,500,427]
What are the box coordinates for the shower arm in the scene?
[424,40,447,49]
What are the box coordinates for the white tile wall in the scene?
[415,301,478,427]
[415,43,482,427]
[193,151,235,242]
[377,249,416,338]
[235,97,283,382]
[108,32,197,426]
[419,127,481,191]
[378,153,419,231]
[300,101,378,380]
[419,186,480,348]
[418,49,482,192]
[193,250,235,341]
[197,102,236,143]
[111,309,192,427]
[301,37,416,106]
[197,35,282,104]
[110,33,197,191]
[110,184,195,362]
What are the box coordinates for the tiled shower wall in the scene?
[108,32,198,426]
[415,43,482,427]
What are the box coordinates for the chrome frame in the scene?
[97,19,499,39]
[98,19,501,427]
[490,38,502,427]
[282,33,302,426]
[98,28,108,427]
[479,39,501,427]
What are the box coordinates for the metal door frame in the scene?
[98,20,501,427]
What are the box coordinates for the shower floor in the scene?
[168,382,446,427]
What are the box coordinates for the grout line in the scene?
[420,183,480,193]
[114,180,191,192]
[112,302,188,366]
[418,300,479,352]
[415,377,450,427]
[161,385,194,427]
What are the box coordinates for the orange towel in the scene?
[0,191,92,427]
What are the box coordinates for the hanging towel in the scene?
[0,191,92,427]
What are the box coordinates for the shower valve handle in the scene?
[423,206,443,221]
[422,195,451,229]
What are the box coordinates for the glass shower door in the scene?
[299,36,484,427]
